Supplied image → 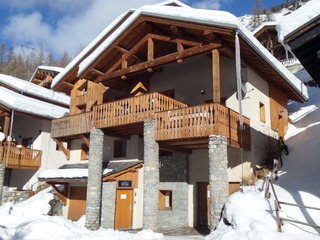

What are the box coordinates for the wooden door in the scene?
[115,189,133,229]
[68,187,87,220]
[197,182,210,227]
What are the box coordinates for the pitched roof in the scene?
[52,1,308,102]
[0,73,69,107]
[0,86,69,119]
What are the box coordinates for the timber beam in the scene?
[96,42,222,83]
[54,139,70,160]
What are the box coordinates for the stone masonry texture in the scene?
[208,135,229,231]
[143,120,159,231]
[85,128,104,231]
[101,182,116,228]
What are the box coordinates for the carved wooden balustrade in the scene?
[51,93,250,149]
[154,103,251,149]
[51,93,188,138]
[0,143,42,169]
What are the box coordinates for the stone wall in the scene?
[157,182,189,230]
[101,182,116,229]
[159,153,188,182]
[2,189,33,205]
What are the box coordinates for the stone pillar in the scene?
[208,135,229,231]
[0,164,5,205]
[143,120,159,230]
[85,128,104,230]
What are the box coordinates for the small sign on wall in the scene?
[118,180,132,188]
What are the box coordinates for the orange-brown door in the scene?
[68,187,87,220]
[114,189,133,229]
[197,182,210,227]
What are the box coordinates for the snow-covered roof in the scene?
[38,159,142,180]
[0,87,69,119]
[155,0,191,8]
[76,3,308,101]
[38,168,112,179]
[0,74,69,107]
[35,65,63,73]
[252,21,277,36]
[51,10,135,89]
[277,0,320,43]
[51,0,192,89]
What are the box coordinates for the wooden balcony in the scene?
[51,93,188,138]
[51,93,251,150]
[154,103,250,150]
[0,144,42,169]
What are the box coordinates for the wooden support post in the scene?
[148,38,154,61]
[3,114,10,138]
[275,200,282,232]
[212,49,221,103]
[54,139,70,160]
[49,183,68,206]
[81,135,90,148]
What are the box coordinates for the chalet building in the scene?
[39,0,308,232]
[0,74,69,204]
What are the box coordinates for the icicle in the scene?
[235,30,245,192]
[235,30,243,130]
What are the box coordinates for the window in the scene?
[114,140,126,158]
[22,138,32,149]
[159,190,172,210]
[260,102,265,123]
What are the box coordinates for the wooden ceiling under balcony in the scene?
[55,13,305,103]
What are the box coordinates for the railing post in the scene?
[275,200,282,232]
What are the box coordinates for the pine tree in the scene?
[252,0,263,27]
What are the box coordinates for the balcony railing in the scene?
[51,92,188,138]
[51,112,94,138]
[0,145,42,169]
[51,93,250,149]
[154,103,250,149]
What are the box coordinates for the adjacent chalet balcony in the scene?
[51,92,251,150]
[0,142,42,169]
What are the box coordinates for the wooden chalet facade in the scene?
[45,1,307,231]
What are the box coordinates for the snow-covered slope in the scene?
[239,1,311,32]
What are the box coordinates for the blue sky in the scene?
[0,0,286,59]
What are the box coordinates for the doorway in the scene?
[68,186,87,220]
[114,189,133,229]
[197,182,210,227]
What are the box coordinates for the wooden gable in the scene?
[74,13,305,103]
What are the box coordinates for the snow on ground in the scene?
[1,85,320,240]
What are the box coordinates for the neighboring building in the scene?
[29,66,64,89]
[0,74,69,203]
[40,0,308,232]
[277,0,320,86]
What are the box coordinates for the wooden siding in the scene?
[0,145,41,169]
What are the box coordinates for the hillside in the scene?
[239,0,311,32]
